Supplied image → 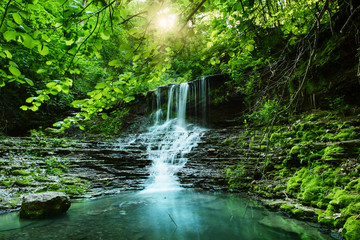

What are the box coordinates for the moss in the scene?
[51,168,63,175]
[287,167,309,195]
[343,216,360,240]
[61,184,87,196]
[292,208,305,217]
[341,202,360,219]
[318,215,336,227]
[35,175,49,182]
[294,122,317,132]
[289,145,302,159]
[328,190,360,208]
[286,145,318,166]
[1,180,11,187]
[15,179,35,187]
[221,138,236,146]
[11,169,31,176]
[345,179,360,192]
[322,145,344,160]
[321,133,335,142]
[280,204,294,212]
[332,128,358,141]
[44,183,61,191]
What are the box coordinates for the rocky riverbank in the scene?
[177,110,360,240]
[0,135,152,213]
[1,110,359,239]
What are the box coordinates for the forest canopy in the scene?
[0,0,359,133]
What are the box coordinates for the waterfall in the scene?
[153,88,163,126]
[140,78,209,192]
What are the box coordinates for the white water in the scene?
[140,82,206,193]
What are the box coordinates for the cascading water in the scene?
[0,76,333,240]
[141,81,207,192]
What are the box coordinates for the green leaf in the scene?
[65,39,74,46]
[41,34,50,42]
[124,96,135,103]
[133,55,140,61]
[34,30,41,39]
[25,78,34,86]
[4,50,12,59]
[29,106,39,111]
[128,28,138,36]
[246,44,254,52]
[38,44,49,56]
[20,105,28,111]
[50,88,59,95]
[94,93,102,100]
[61,84,70,93]
[109,59,121,67]
[100,30,110,40]
[114,88,123,94]
[3,31,17,42]
[13,13,23,25]
[37,69,47,74]
[101,113,108,120]
[46,82,57,88]
[22,34,38,49]
[95,82,107,89]
[94,41,103,50]
[9,66,21,77]
[26,97,34,103]
[68,46,77,55]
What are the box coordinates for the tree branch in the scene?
[340,5,360,33]
[179,0,207,33]
[120,11,147,25]
[0,0,12,30]
[67,13,100,70]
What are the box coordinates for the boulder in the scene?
[20,192,71,219]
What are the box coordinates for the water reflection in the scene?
[0,190,331,240]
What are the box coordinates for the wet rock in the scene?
[20,192,71,219]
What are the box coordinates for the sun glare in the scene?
[156,8,177,31]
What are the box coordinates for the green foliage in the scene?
[247,99,285,126]
[45,157,69,174]
[327,96,349,115]
[343,216,360,240]
[226,162,246,189]
[85,108,130,135]
[0,0,342,134]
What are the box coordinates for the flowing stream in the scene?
[0,79,333,239]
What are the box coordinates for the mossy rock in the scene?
[294,122,317,131]
[280,204,295,213]
[322,145,345,160]
[20,192,71,219]
[318,215,336,227]
[15,179,36,187]
[332,128,359,141]
[341,202,360,219]
[343,216,360,240]
[328,191,360,208]
[1,180,12,187]
[11,169,31,176]
[287,167,309,195]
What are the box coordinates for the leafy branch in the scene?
[0,0,12,29]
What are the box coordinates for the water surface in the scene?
[0,190,331,240]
